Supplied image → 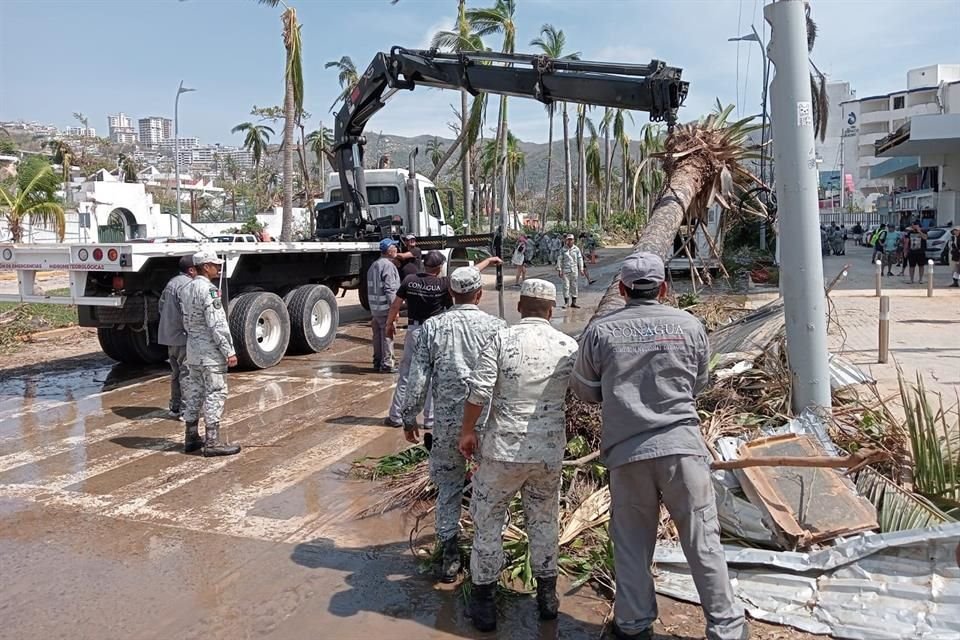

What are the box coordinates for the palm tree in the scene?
[530,24,580,228]
[431,0,485,231]
[306,126,334,197]
[255,0,303,240]
[562,103,573,224]
[633,124,666,227]
[575,105,592,226]
[426,137,445,170]
[231,122,274,182]
[0,159,66,242]
[613,109,634,211]
[325,56,359,113]
[44,139,74,204]
[468,0,516,232]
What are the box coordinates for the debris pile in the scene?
[351,296,960,639]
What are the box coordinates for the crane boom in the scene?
[333,46,689,225]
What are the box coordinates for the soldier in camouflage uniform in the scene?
[181,250,240,457]
[556,233,586,308]
[402,266,506,583]
[459,279,578,631]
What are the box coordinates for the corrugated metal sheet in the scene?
[710,298,785,367]
[829,353,875,389]
[653,522,960,640]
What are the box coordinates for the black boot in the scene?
[536,576,559,620]
[202,422,241,457]
[951,280,959,288]
[438,536,461,583]
[468,581,497,632]
[184,421,202,453]
[570,297,580,308]
[563,297,568,308]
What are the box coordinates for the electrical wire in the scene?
[735,0,744,117]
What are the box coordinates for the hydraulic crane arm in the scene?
[333,47,689,225]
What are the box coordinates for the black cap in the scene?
[423,250,446,268]
[178,255,194,272]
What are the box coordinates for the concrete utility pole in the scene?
[174,80,196,237]
[765,0,832,413]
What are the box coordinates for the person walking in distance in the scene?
[402,266,506,583]
[158,255,195,419]
[881,224,901,277]
[383,251,502,428]
[904,223,929,284]
[367,238,401,372]
[556,234,586,308]
[459,279,578,632]
[511,234,529,287]
[180,250,240,457]
[571,252,747,640]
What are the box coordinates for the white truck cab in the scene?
[327,169,453,239]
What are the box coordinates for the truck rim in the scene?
[311,299,332,338]
[256,309,283,352]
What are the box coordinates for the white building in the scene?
[138,116,172,147]
[214,147,254,171]
[159,137,198,153]
[65,126,96,138]
[840,64,960,211]
[107,112,138,144]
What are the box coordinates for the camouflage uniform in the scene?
[181,274,235,427]
[465,279,578,584]
[402,268,505,543]
[556,243,584,301]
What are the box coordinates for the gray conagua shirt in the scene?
[570,298,710,469]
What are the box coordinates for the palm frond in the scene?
[856,467,954,532]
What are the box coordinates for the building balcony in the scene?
[859,109,890,125]
[871,156,920,179]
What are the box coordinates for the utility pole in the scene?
[765,0,832,413]
[838,137,845,227]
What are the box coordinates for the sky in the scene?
[1,0,958,148]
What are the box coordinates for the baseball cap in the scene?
[178,255,195,272]
[379,238,398,253]
[565,234,574,240]
[620,251,665,291]
[520,278,556,303]
[192,250,224,266]
[423,250,446,268]
[403,233,416,240]
[450,266,482,293]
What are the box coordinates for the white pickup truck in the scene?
[0,169,476,370]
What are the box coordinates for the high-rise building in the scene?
[66,126,96,138]
[108,112,138,144]
[138,117,173,147]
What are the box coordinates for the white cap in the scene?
[192,250,224,266]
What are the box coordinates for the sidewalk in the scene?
[753,243,959,402]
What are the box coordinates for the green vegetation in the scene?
[0,156,65,242]
[0,288,77,351]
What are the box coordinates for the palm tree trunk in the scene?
[280,69,295,241]
[497,96,509,233]
[621,140,628,211]
[460,89,472,233]
[562,103,572,225]
[542,108,554,229]
[427,131,464,182]
[577,109,587,226]
[603,113,611,227]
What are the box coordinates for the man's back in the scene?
[572,300,710,468]
[158,273,192,347]
[469,319,578,464]
[367,257,399,314]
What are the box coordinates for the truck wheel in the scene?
[229,292,290,369]
[287,285,339,354]
[358,272,370,311]
[98,327,138,364]
[130,329,169,365]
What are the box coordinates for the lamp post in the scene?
[174,80,196,237]
[730,26,770,249]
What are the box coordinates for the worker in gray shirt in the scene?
[367,238,401,372]
[570,252,746,640]
[157,255,195,419]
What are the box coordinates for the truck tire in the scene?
[229,291,290,369]
[287,284,339,354]
[358,272,370,311]
[97,327,167,365]
[130,328,169,365]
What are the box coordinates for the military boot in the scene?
[202,422,241,457]
[536,576,560,620]
[184,420,203,453]
[438,535,461,583]
[570,297,580,308]
[468,581,497,632]
[563,297,569,308]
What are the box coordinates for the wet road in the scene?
[0,256,630,640]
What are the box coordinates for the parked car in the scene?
[924,227,951,265]
[210,234,259,243]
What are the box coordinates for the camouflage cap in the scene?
[192,250,224,266]
[520,278,556,302]
[450,266,482,293]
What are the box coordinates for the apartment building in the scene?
[138,117,173,147]
[108,112,138,145]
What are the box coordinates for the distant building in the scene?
[214,147,254,171]
[841,64,960,211]
[108,112,138,144]
[159,137,198,154]
[65,126,97,138]
[138,116,173,147]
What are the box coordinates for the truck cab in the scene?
[326,169,453,239]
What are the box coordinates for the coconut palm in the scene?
[613,109,634,211]
[426,137,445,170]
[254,0,303,241]
[325,55,359,113]
[43,139,74,203]
[530,24,580,228]
[231,122,274,179]
[633,124,665,227]
[306,126,334,197]
[574,105,592,226]
[431,0,486,230]
[0,159,66,242]
[468,0,516,232]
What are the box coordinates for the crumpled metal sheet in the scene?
[709,299,785,368]
[653,522,960,640]
[829,353,875,390]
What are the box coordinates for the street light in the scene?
[730,26,770,249]
[174,80,196,237]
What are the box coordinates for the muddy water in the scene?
[0,271,626,639]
